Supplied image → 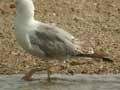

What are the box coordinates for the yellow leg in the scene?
[22,67,46,81]
[47,67,51,81]
[22,68,36,81]
[46,61,52,82]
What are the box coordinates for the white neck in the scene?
[15,0,35,25]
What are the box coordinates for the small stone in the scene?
[53,13,56,16]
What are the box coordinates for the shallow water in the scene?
[0,74,120,90]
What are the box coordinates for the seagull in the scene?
[14,0,112,81]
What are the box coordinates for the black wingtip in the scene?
[102,56,113,63]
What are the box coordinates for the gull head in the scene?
[16,0,35,21]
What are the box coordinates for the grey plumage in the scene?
[28,24,112,62]
[29,24,80,58]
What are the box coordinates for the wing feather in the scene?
[29,24,81,57]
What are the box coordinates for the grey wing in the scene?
[29,25,81,57]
